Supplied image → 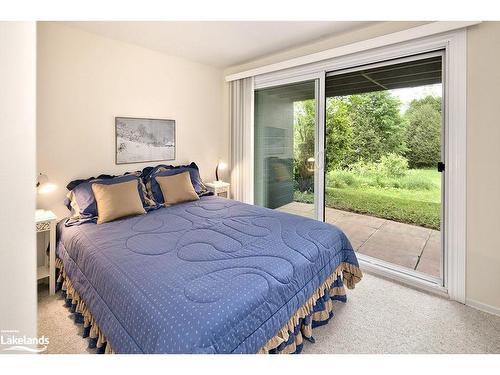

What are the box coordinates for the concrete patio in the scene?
[276,202,441,278]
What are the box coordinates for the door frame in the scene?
[253,29,466,303]
[324,49,446,290]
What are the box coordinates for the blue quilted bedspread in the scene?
[56,196,359,353]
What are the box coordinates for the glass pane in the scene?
[254,80,316,219]
[325,54,443,281]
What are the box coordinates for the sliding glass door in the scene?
[253,51,445,286]
[323,52,444,284]
[254,79,321,220]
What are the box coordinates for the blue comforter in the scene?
[57,196,359,353]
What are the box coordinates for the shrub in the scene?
[399,173,434,191]
[326,169,359,189]
[323,187,440,229]
[349,159,379,176]
[378,153,409,178]
[293,190,314,204]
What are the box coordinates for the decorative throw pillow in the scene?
[155,171,200,205]
[143,162,205,187]
[91,179,146,224]
[64,173,155,226]
[141,162,204,189]
[145,163,207,204]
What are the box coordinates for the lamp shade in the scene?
[37,173,56,194]
[306,157,315,172]
[215,161,227,182]
[217,161,227,171]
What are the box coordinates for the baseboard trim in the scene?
[466,298,500,317]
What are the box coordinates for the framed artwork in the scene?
[115,117,176,164]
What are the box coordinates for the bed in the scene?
[56,195,362,354]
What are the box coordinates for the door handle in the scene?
[316,151,323,171]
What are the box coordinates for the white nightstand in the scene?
[36,209,57,295]
[205,181,230,198]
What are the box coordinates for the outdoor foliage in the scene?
[345,92,406,164]
[404,96,442,168]
[378,153,409,178]
[295,168,441,229]
[325,166,437,192]
[325,97,353,170]
[294,92,441,183]
[293,100,316,191]
[292,89,442,228]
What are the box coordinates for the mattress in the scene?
[56,195,360,353]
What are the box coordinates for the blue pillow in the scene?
[143,163,207,203]
[141,162,203,185]
[64,174,156,225]
[150,167,206,204]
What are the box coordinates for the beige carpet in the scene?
[37,273,500,354]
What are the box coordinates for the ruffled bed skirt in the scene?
[257,261,362,354]
[55,258,114,354]
[55,259,361,354]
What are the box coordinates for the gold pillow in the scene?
[155,171,200,205]
[91,179,146,224]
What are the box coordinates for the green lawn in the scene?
[294,168,441,230]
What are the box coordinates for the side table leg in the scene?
[49,221,56,295]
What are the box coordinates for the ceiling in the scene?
[63,21,376,68]
[325,55,442,96]
[258,55,443,101]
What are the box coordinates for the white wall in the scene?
[37,22,227,218]
[466,22,500,313]
[0,22,37,347]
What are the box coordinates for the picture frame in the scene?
[115,117,176,164]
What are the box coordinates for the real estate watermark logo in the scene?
[1,329,49,353]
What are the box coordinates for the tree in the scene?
[293,91,408,191]
[404,96,442,168]
[325,97,353,171]
[347,91,406,164]
[294,97,354,190]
